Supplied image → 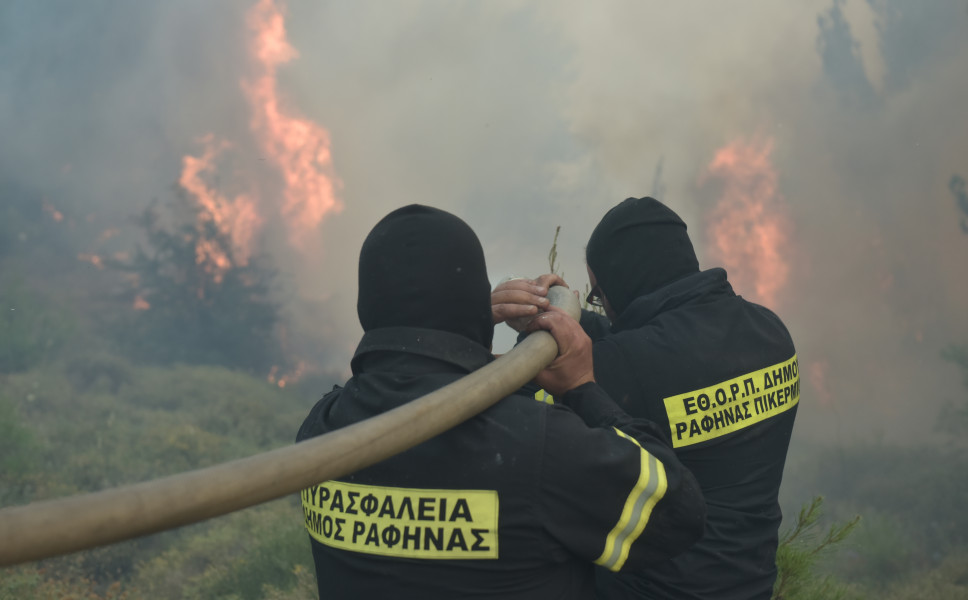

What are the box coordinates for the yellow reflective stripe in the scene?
[533,389,554,404]
[594,428,668,572]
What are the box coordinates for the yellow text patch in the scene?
[663,354,799,448]
[301,481,499,559]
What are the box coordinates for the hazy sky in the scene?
[2,0,967,444]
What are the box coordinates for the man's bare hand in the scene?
[491,273,569,331]
[525,306,595,395]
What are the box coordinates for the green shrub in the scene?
[0,357,316,597]
[122,363,308,449]
[129,501,311,600]
[65,353,135,394]
[108,200,285,374]
[773,496,860,600]
[4,359,309,496]
[0,393,41,504]
[879,553,968,600]
[260,563,317,600]
[0,394,38,477]
[0,566,130,600]
[0,278,73,373]
[786,442,968,558]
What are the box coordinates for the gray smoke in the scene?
[2,0,966,442]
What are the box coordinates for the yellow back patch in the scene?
[301,481,499,559]
[663,354,799,448]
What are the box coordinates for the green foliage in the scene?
[878,554,968,600]
[0,566,130,600]
[0,277,73,373]
[125,364,307,447]
[108,199,284,374]
[0,355,315,597]
[832,510,916,585]
[4,360,306,498]
[780,436,968,596]
[814,443,968,556]
[260,563,318,600]
[128,502,311,600]
[65,353,135,394]
[773,496,860,600]
[0,393,41,504]
[0,394,37,477]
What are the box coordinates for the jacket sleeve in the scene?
[588,335,665,426]
[537,382,706,572]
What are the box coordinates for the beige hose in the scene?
[0,287,580,566]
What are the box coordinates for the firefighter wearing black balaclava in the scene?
[296,204,705,600]
[494,196,799,600]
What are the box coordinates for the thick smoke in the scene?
[539,0,968,443]
[0,1,250,213]
[2,0,966,442]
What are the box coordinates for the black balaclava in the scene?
[586,196,700,316]
[357,204,494,349]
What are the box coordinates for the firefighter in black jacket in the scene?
[297,204,705,600]
[493,196,799,600]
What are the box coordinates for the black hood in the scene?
[357,204,494,349]
[586,196,699,316]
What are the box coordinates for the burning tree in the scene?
[100,0,341,382]
[109,197,285,374]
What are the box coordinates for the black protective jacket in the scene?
[296,326,705,600]
[583,268,799,600]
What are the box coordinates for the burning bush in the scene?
[109,197,286,374]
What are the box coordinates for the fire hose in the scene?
[0,286,580,566]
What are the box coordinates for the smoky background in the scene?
[1,0,967,595]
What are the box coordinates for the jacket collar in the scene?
[350,326,494,376]
[612,268,734,332]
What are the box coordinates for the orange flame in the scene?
[133,295,151,311]
[177,0,341,288]
[180,135,263,272]
[42,199,64,222]
[807,359,832,407]
[267,360,308,389]
[169,0,338,375]
[193,237,233,285]
[702,136,791,307]
[77,253,104,269]
[243,0,342,246]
